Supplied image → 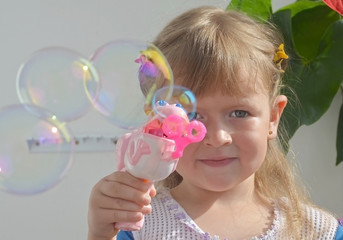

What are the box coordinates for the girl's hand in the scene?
[87,171,156,240]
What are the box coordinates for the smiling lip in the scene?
[199,158,236,167]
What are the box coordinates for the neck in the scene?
[171,174,266,218]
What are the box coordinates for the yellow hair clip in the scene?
[273,43,289,72]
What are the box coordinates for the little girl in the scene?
[88,6,343,240]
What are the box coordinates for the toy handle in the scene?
[114,180,153,231]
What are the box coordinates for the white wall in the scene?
[290,92,343,216]
[0,1,341,239]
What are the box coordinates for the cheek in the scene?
[235,128,269,167]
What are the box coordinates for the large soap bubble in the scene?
[16,47,100,122]
[0,104,74,195]
[86,39,173,130]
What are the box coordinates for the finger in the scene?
[99,180,152,206]
[106,171,152,192]
[96,195,152,215]
[95,208,144,225]
[95,172,152,206]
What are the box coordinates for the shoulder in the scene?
[276,201,340,239]
[303,204,339,239]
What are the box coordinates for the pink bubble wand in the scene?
[114,101,206,231]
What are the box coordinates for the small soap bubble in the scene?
[16,47,100,122]
[0,104,74,195]
[86,39,173,130]
[152,86,197,120]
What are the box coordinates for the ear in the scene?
[268,95,287,140]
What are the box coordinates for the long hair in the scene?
[153,6,317,238]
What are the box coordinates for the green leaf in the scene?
[275,1,340,62]
[277,0,323,17]
[291,4,341,61]
[298,20,343,124]
[281,20,343,140]
[271,9,293,45]
[271,6,343,141]
[226,0,272,21]
[337,101,343,165]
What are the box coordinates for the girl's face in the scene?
[176,88,287,192]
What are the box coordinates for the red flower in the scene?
[323,0,343,15]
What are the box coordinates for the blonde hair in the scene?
[153,6,317,239]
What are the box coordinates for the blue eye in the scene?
[192,112,205,121]
[231,110,248,118]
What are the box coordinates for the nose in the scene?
[203,124,232,148]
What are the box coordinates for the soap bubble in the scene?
[86,39,173,130]
[0,104,74,195]
[16,47,100,122]
[152,85,197,120]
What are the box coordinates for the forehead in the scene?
[173,55,271,97]
[183,70,268,99]
[193,69,271,109]
[195,88,270,110]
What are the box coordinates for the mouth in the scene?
[199,157,237,167]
